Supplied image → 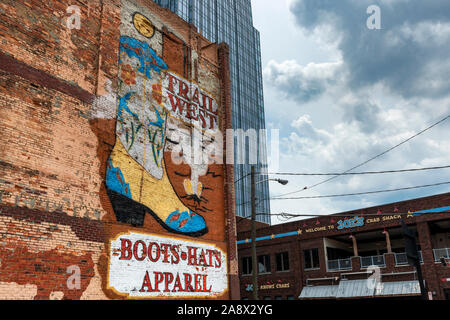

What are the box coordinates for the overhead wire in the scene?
[271,181,450,200]
[272,113,450,198]
[262,165,450,176]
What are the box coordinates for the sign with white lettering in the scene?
[107,232,228,298]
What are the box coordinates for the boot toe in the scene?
[165,210,207,234]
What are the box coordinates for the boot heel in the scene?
[106,188,146,227]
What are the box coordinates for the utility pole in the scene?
[251,165,258,300]
[401,219,427,300]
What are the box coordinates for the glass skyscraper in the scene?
[153,0,271,224]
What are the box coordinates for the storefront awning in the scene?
[374,281,421,297]
[299,285,339,299]
[336,280,374,298]
[299,280,422,299]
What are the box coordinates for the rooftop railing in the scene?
[394,251,423,265]
[360,255,386,268]
[327,258,352,272]
[433,248,450,262]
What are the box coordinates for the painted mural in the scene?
[106,8,220,238]
[102,1,228,299]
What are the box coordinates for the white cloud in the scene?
[253,0,450,224]
[264,60,343,103]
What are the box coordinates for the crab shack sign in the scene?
[108,232,228,298]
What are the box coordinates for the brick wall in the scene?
[0,0,235,300]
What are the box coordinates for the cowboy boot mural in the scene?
[105,12,212,237]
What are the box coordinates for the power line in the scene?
[236,180,450,207]
[273,113,450,198]
[271,181,450,200]
[254,211,450,219]
[262,165,450,176]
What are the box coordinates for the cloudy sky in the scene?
[251,0,450,224]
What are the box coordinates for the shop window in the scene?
[276,252,290,272]
[304,248,320,270]
[258,254,271,274]
[263,296,271,300]
[287,295,295,300]
[242,256,252,275]
[275,296,282,300]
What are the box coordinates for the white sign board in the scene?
[107,232,228,298]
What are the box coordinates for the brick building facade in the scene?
[0,0,238,300]
[237,193,450,300]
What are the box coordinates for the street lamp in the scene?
[256,178,289,186]
[250,166,288,300]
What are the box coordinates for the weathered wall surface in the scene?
[0,0,237,300]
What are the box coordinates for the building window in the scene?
[276,252,290,272]
[304,248,320,270]
[287,295,295,300]
[242,256,252,275]
[258,254,271,274]
[275,296,282,300]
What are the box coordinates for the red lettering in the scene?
[164,73,218,130]
[187,246,198,266]
[206,96,217,115]
[198,250,207,267]
[148,242,161,262]
[163,272,174,292]
[206,249,215,267]
[184,273,194,292]
[170,245,180,265]
[154,272,164,291]
[172,273,183,292]
[168,92,187,115]
[133,240,147,261]
[194,274,202,292]
[202,275,212,292]
[192,88,201,105]
[207,113,217,130]
[214,251,222,268]
[160,243,171,263]
[167,73,177,94]
[178,80,189,100]
[139,271,154,292]
[201,93,207,111]
[198,109,206,128]
[186,103,198,120]
[201,93,217,115]
[119,238,132,260]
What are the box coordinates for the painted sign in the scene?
[104,0,229,300]
[108,232,227,298]
[337,216,364,230]
[245,283,290,291]
[162,72,219,132]
[260,283,291,290]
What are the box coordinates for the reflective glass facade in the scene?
[153,0,271,224]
